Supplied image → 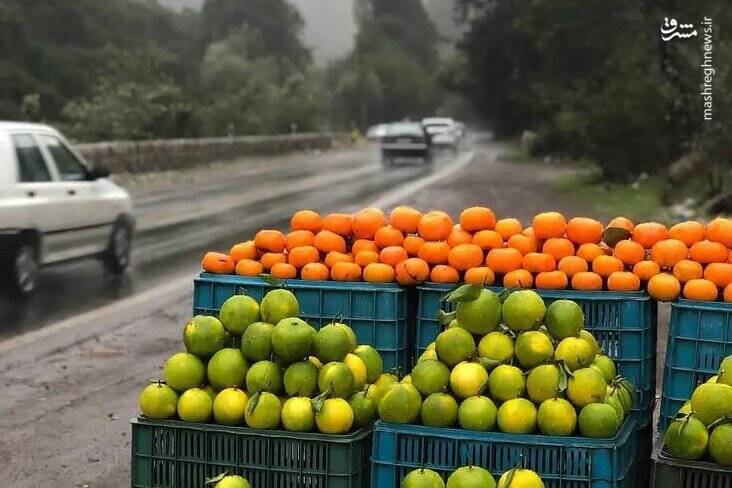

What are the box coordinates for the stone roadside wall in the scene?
[76,132,348,174]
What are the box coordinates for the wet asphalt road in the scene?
[0,142,465,340]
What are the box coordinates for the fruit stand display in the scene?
[401,465,546,488]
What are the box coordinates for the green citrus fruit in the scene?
[245,391,281,429]
[497,468,544,488]
[421,392,459,427]
[177,387,213,422]
[315,323,353,363]
[260,288,299,324]
[344,353,368,391]
[717,355,732,386]
[709,423,732,466]
[488,365,526,402]
[690,382,732,425]
[271,317,316,364]
[163,352,206,392]
[514,331,554,369]
[678,400,692,415]
[501,290,546,332]
[545,299,584,339]
[377,382,422,424]
[590,355,616,382]
[139,382,178,419]
[446,466,495,488]
[537,397,576,436]
[606,384,632,415]
[579,330,600,355]
[450,361,489,399]
[418,347,439,363]
[212,387,248,425]
[204,385,217,401]
[367,373,399,406]
[283,361,319,397]
[526,364,562,404]
[664,414,709,459]
[401,468,445,488]
[219,295,260,335]
[478,332,514,365]
[184,315,227,358]
[214,475,251,488]
[554,337,596,371]
[281,396,315,432]
[455,288,502,335]
[578,403,620,438]
[354,344,383,382]
[316,397,354,433]
[207,348,249,390]
[245,360,283,394]
[567,368,607,408]
[412,359,451,396]
[331,322,358,352]
[458,395,497,431]
[436,327,476,367]
[497,398,537,434]
[318,361,355,399]
[241,321,275,362]
[349,391,375,428]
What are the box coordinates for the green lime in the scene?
[545,299,584,339]
[526,364,562,404]
[377,382,422,424]
[212,387,248,425]
[163,352,205,392]
[477,332,514,365]
[241,322,275,361]
[554,337,596,371]
[501,290,546,332]
[245,360,283,394]
[318,362,355,399]
[446,466,495,488]
[578,403,620,438]
[435,327,476,367]
[353,344,383,382]
[455,289,502,335]
[537,397,576,436]
[245,391,282,429]
[567,368,607,408]
[207,348,249,390]
[412,359,451,396]
[458,395,497,431]
[219,295,260,335]
[139,382,178,419]
[421,392,458,427]
[497,398,537,434]
[450,361,489,399]
[177,387,213,422]
[488,365,526,402]
[709,423,732,466]
[283,361,319,397]
[281,396,315,432]
[514,331,554,369]
[184,315,227,359]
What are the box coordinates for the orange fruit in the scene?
[374,225,405,248]
[522,226,536,238]
[314,230,347,254]
[331,262,362,281]
[380,246,409,267]
[669,221,705,246]
[607,271,641,292]
[288,246,320,268]
[354,250,380,267]
[235,258,263,277]
[689,240,729,264]
[542,238,575,261]
[503,269,533,289]
[459,206,496,232]
[728,250,732,264]
[494,218,523,240]
[448,243,484,271]
[533,212,567,240]
[324,251,353,268]
[558,256,588,277]
[566,217,604,245]
[706,217,732,247]
[571,271,603,291]
[683,278,718,301]
[472,230,504,251]
[290,210,322,233]
[535,271,569,289]
[230,241,257,262]
[418,211,453,241]
[390,206,422,234]
[647,273,681,302]
[673,260,703,283]
[613,240,646,266]
[352,208,387,239]
[403,235,426,256]
[522,252,556,273]
[448,226,474,248]
[507,234,538,255]
[430,265,460,284]
[352,239,379,256]
[464,267,495,285]
[271,262,297,279]
[363,263,395,283]
[285,230,315,251]
[418,241,451,265]
[632,222,669,249]
[633,260,661,281]
[301,262,330,281]
[255,230,286,253]
[486,248,524,274]
[260,252,287,271]
[592,255,624,278]
[724,284,732,302]
[607,216,634,232]
[576,243,606,263]
[703,262,732,288]
[321,213,353,236]
[650,239,689,268]
[395,258,430,285]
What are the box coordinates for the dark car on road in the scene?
[380,122,432,165]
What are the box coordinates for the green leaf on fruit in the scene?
[437,310,457,326]
[445,284,482,303]
[257,273,283,287]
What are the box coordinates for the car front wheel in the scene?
[103,219,133,274]
[11,243,40,295]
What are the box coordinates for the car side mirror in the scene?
[88,162,111,180]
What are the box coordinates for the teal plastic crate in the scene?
[650,433,732,488]
[415,284,656,428]
[659,299,732,431]
[371,416,638,488]
[193,274,409,371]
[131,417,372,488]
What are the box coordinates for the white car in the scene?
[0,122,134,294]
[421,117,460,153]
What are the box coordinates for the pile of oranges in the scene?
[201,206,732,303]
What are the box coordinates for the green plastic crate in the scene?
[130,418,372,488]
[650,434,732,488]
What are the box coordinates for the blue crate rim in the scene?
[132,416,373,444]
[653,435,732,474]
[418,282,652,302]
[197,273,405,293]
[373,415,637,449]
[671,298,732,312]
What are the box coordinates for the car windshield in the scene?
[386,123,424,138]
[425,125,451,135]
